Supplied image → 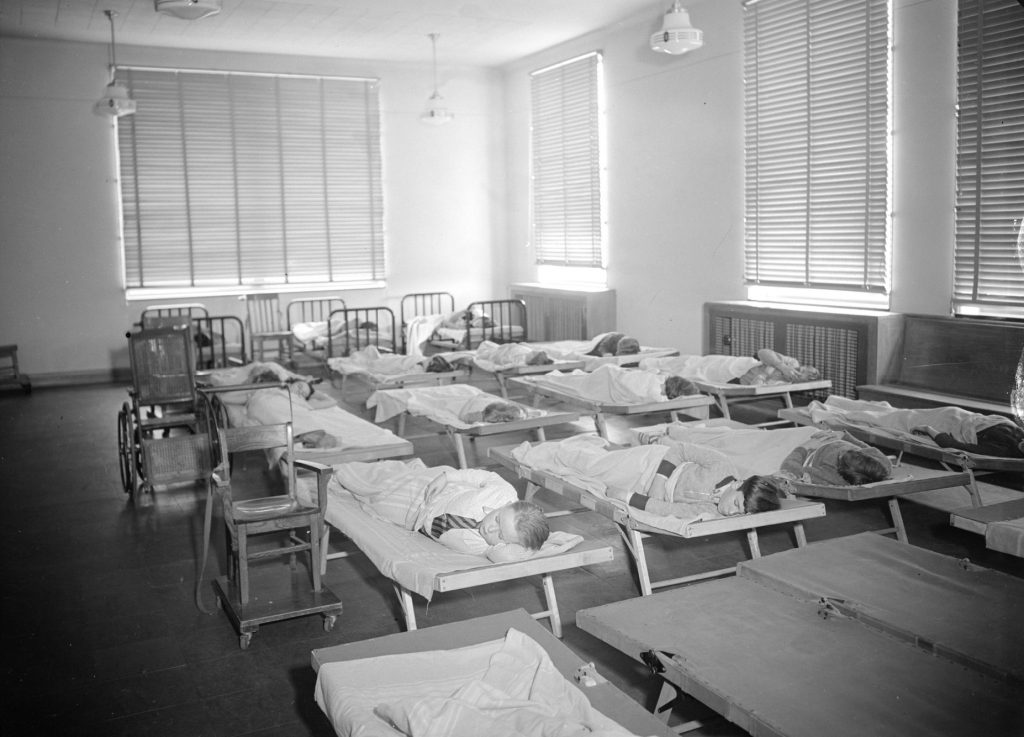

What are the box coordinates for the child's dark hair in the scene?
[837,449,892,485]
[664,375,698,399]
[738,475,784,513]
[509,500,550,550]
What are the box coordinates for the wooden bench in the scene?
[857,314,1023,417]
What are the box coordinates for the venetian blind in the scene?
[117,68,384,291]
[954,0,1024,315]
[530,52,605,268]
[743,0,891,293]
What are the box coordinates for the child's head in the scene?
[726,475,786,514]
[526,350,553,366]
[615,337,640,355]
[481,401,528,423]
[664,375,698,399]
[478,500,550,549]
[837,449,892,484]
[425,355,453,373]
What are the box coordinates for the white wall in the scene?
[0,37,503,379]
[504,0,958,352]
[0,0,962,380]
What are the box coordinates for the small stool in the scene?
[0,344,32,394]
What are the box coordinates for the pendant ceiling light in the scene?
[421,33,454,126]
[155,0,222,21]
[650,1,703,55]
[94,9,136,117]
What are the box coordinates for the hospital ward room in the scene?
[2,0,1024,736]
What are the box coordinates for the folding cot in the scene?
[630,418,976,544]
[638,352,832,426]
[508,366,715,439]
[305,462,614,635]
[366,383,581,468]
[488,441,825,596]
[949,497,1024,558]
[576,533,1024,737]
[779,398,1024,510]
[201,363,413,465]
[326,345,468,398]
[311,609,675,737]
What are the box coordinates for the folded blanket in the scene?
[314,628,642,737]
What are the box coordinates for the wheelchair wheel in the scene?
[117,402,140,497]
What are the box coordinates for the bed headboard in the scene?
[326,306,397,358]
[464,299,528,349]
[287,296,347,329]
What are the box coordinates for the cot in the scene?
[509,365,714,439]
[950,497,1024,558]
[638,352,831,426]
[324,305,399,359]
[488,441,825,596]
[576,532,1024,737]
[779,397,1024,509]
[306,461,614,635]
[311,609,675,737]
[326,345,467,398]
[630,418,976,544]
[202,363,413,465]
[366,383,581,468]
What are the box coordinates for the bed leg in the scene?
[538,573,562,638]
[594,413,609,439]
[887,498,909,543]
[319,525,331,577]
[746,529,761,559]
[620,526,653,596]
[452,433,469,469]
[793,522,808,548]
[394,584,417,631]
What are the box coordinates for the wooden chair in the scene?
[241,293,292,363]
[212,421,333,606]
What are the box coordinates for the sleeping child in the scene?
[330,461,550,563]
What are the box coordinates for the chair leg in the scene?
[238,527,250,605]
[310,520,323,593]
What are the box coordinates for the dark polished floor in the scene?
[2,372,1022,737]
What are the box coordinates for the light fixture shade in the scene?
[650,2,703,55]
[94,80,137,117]
[155,0,221,21]
[420,92,454,126]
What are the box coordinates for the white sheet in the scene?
[328,346,430,378]
[639,354,762,384]
[298,458,585,600]
[525,364,668,404]
[511,435,725,534]
[367,384,544,429]
[314,628,641,737]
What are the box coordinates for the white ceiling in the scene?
[0,0,671,66]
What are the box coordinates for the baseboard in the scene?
[27,368,130,388]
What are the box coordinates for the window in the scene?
[954,0,1024,318]
[530,52,606,271]
[743,0,891,309]
[116,68,384,297]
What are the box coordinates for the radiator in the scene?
[510,284,615,341]
[705,301,903,399]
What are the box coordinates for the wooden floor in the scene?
[2,370,1021,736]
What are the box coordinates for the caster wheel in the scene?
[239,632,253,650]
[323,615,337,632]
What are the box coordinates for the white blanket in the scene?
[807,395,1009,446]
[526,364,667,404]
[511,435,724,534]
[662,424,823,476]
[639,353,762,384]
[404,314,447,359]
[314,628,642,737]
[368,384,543,429]
[300,458,585,600]
[328,345,429,378]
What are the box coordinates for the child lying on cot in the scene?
[457,397,529,424]
[658,424,892,487]
[640,349,820,385]
[586,332,641,357]
[330,461,550,563]
[807,396,1024,458]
